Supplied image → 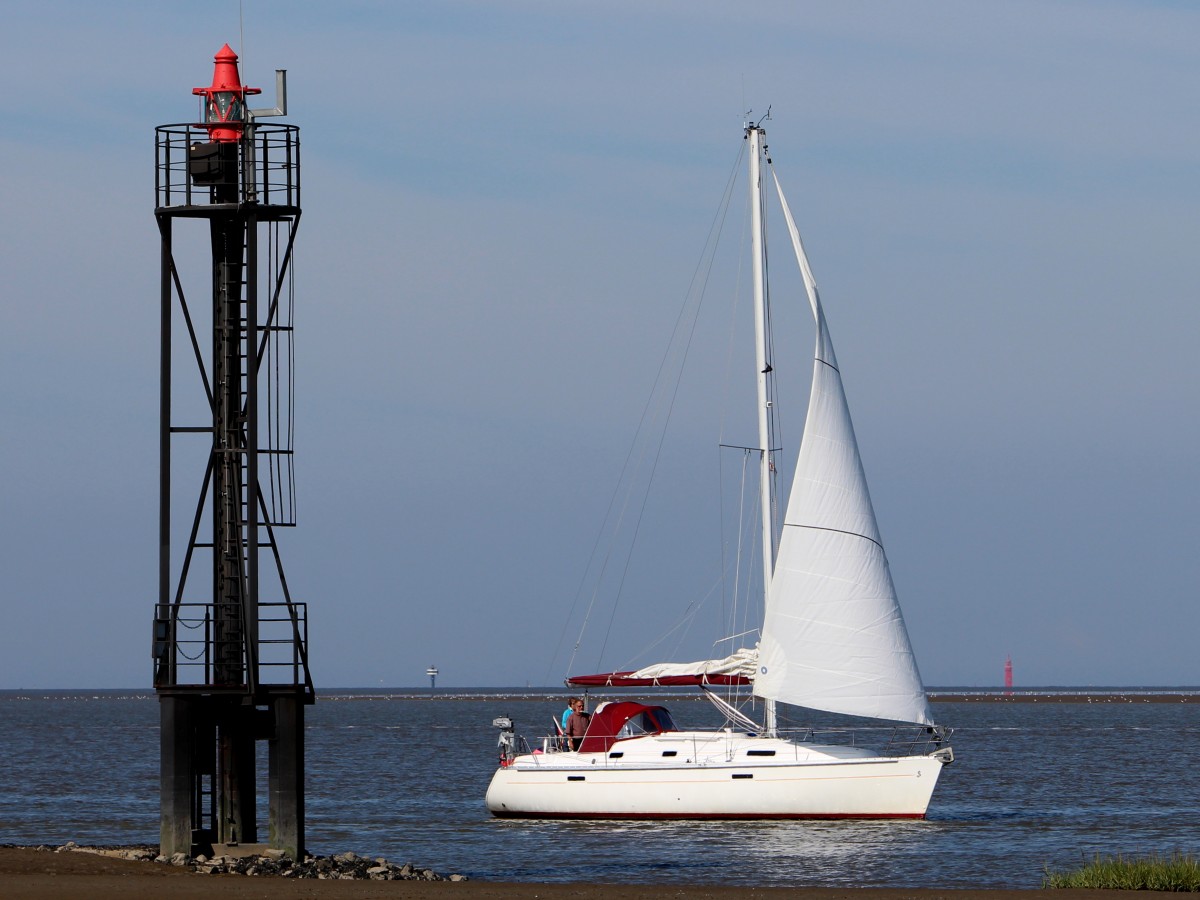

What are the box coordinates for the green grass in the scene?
[1044,853,1200,890]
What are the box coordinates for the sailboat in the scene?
[486,121,953,819]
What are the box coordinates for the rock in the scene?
[8,845,461,884]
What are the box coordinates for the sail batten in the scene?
[783,522,886,551]
[754,168,933,728]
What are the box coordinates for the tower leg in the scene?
[160,696,194,857]
[217,706,257,844]
[269,695,305,859]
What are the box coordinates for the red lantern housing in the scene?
[193,44,261,142]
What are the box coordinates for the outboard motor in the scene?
[493,716,516,767]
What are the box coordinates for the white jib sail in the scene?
[753,169,933,727]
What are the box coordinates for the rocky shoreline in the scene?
[0,845,1173,899]
[8,842,467,882]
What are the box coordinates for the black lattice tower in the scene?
[152,45,313,859]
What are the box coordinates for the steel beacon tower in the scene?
[152,44,313,860]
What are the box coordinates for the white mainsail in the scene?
[754,170,933,727]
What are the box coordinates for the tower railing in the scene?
[155,123,301,211]
[164,600,312,694]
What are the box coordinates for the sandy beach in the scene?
[0,848,1172,900]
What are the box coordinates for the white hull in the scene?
[486,731,950,819]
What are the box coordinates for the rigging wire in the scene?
[592,144,746,672]
[717,148,752,653]
[618,445,763,676]
[548,144,746,683]
[616,570,726,669]
[730,449,751,649]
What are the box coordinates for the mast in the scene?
[747,123,777,735]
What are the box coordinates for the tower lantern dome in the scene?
[192,44,261,142]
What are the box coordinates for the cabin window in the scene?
[747,750,776,757]
[649,708,677,732]
[661,750,678,757]
[615,708,678,741]
[616,713,652,739]
[608,752,624,759]
[567,776,586,782]
[732,773,754,779]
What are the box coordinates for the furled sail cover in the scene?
[568,648,757,687]
[630,647,758,681]
[753,171,933,727]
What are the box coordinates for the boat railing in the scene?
[779,726,857,745]
[778,725,952,757]
[540,735,567,754]
[882,725,954,757]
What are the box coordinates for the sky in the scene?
[0,1,1196,690]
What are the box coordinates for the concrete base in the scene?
[209,842,273,859]
[159,691,308,860]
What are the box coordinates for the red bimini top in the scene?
[577,701,677,754]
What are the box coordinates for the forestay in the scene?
[753,170,933,727]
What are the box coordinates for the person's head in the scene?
[572,698,585,712]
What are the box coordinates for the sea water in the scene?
[2,688,1199,888]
